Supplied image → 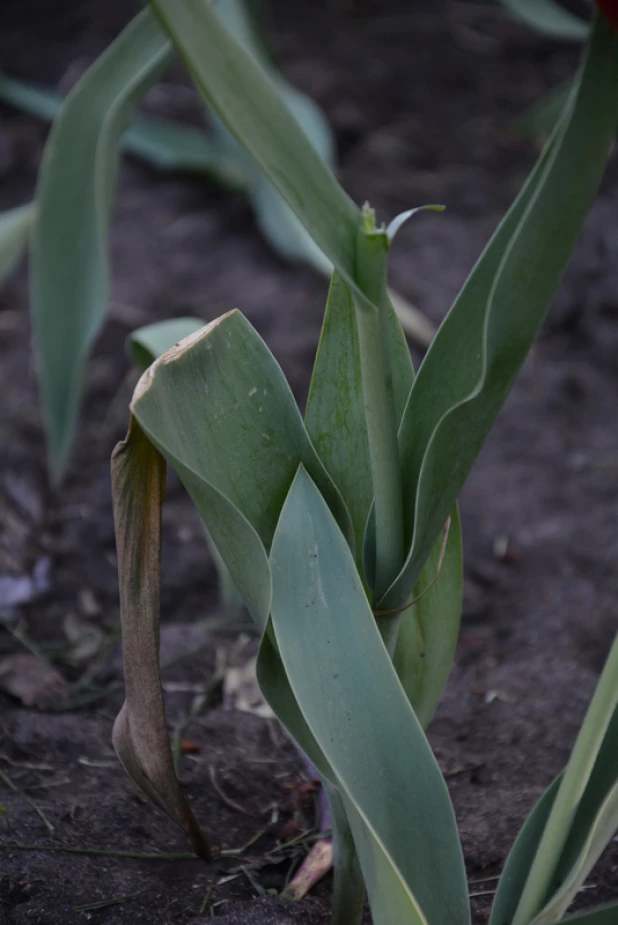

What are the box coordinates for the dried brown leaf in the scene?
[0,653,68,708]
[111,417,210,859]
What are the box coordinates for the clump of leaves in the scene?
[0,0,432,484]
[108,5,618,925]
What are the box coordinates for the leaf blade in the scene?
[269,466,470,925]
[387,13,618,608]
[393,505,462,729]
[131,310,352,630]
[31,9,174,481]
[147,0,361,289]
[0,203,33,284]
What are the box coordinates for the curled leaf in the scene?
[111,417,210,858]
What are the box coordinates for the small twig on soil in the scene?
[0,769,54,832]
[469,874,500,885]
[218,824,270,857]
[73,891,141,912]
[241,866,266,896]
[470,889,497,899]
[0,842,199,860]
[22,777,71,793]
[199,880,216,915]
[0,754,54,773]
[209,765,253,816]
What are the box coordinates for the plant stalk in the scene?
[354,209,405,643]
[323,778,365,925]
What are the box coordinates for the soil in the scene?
[1,1,618,923]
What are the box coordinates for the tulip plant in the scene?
[109,4,618,925]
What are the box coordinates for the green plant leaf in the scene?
[0,72,248,187]
[392,504,462,729]
[512,635,618,925]
[130,310,352,630]
[499,0,589,40]
[31,9,174,482]
[493,649,618,925]
[126,317,205,370]
[0,203,33,283]
[211,0,337,274]
[127,315,244,614]
[305,272,414,569]
[147,0,363,296]
[111,417,210,858]
[268,466,470,925]
[385,13,618,609]
[563,902,618,924]
[490,776,562,925]
[305,273,372,568]
[515,80,574,140]
[531,780,618,925]
[322,777,365,925]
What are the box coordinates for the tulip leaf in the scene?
[392,504,462,729]
[490,776,562,925]
[130,310,352,630]
[539,700,618,914]
[32,9,174,482]
[511,635,618,925]
[127,315,243,613]
[531,780,618,925]
[499,0,589,40]
[111,417,210,858]
[269,466,470,925]
[562,902,618,925]
[385,13,618,609]
[305,272,414,568]
[147,0,363,297]
[127,317,205,370]
[0,203,32,284]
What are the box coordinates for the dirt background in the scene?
[1,1,618,923]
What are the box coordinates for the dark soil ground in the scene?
[1,1,618,923]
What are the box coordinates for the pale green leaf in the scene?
[392,505,462,729]
[490,777,562,925]
[128,315,244,613]
[563,902,618,924]
[515,81,574,140]
[305,273,372,566]
[269,466,470,925]
[512,635,618,925]
[0,72,248,186]
[127,317,205,370]
[531,779,618,924]
[147,0,362,291]
[32,9,174,482]
[322,778,365,925]
[305,271,421,579]
[499,0,589,40]
[386,14,618,609]
[0,204,33,283]
[257,627,334,777]
[130,310,352,630]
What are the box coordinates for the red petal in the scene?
[596,0,618,32]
